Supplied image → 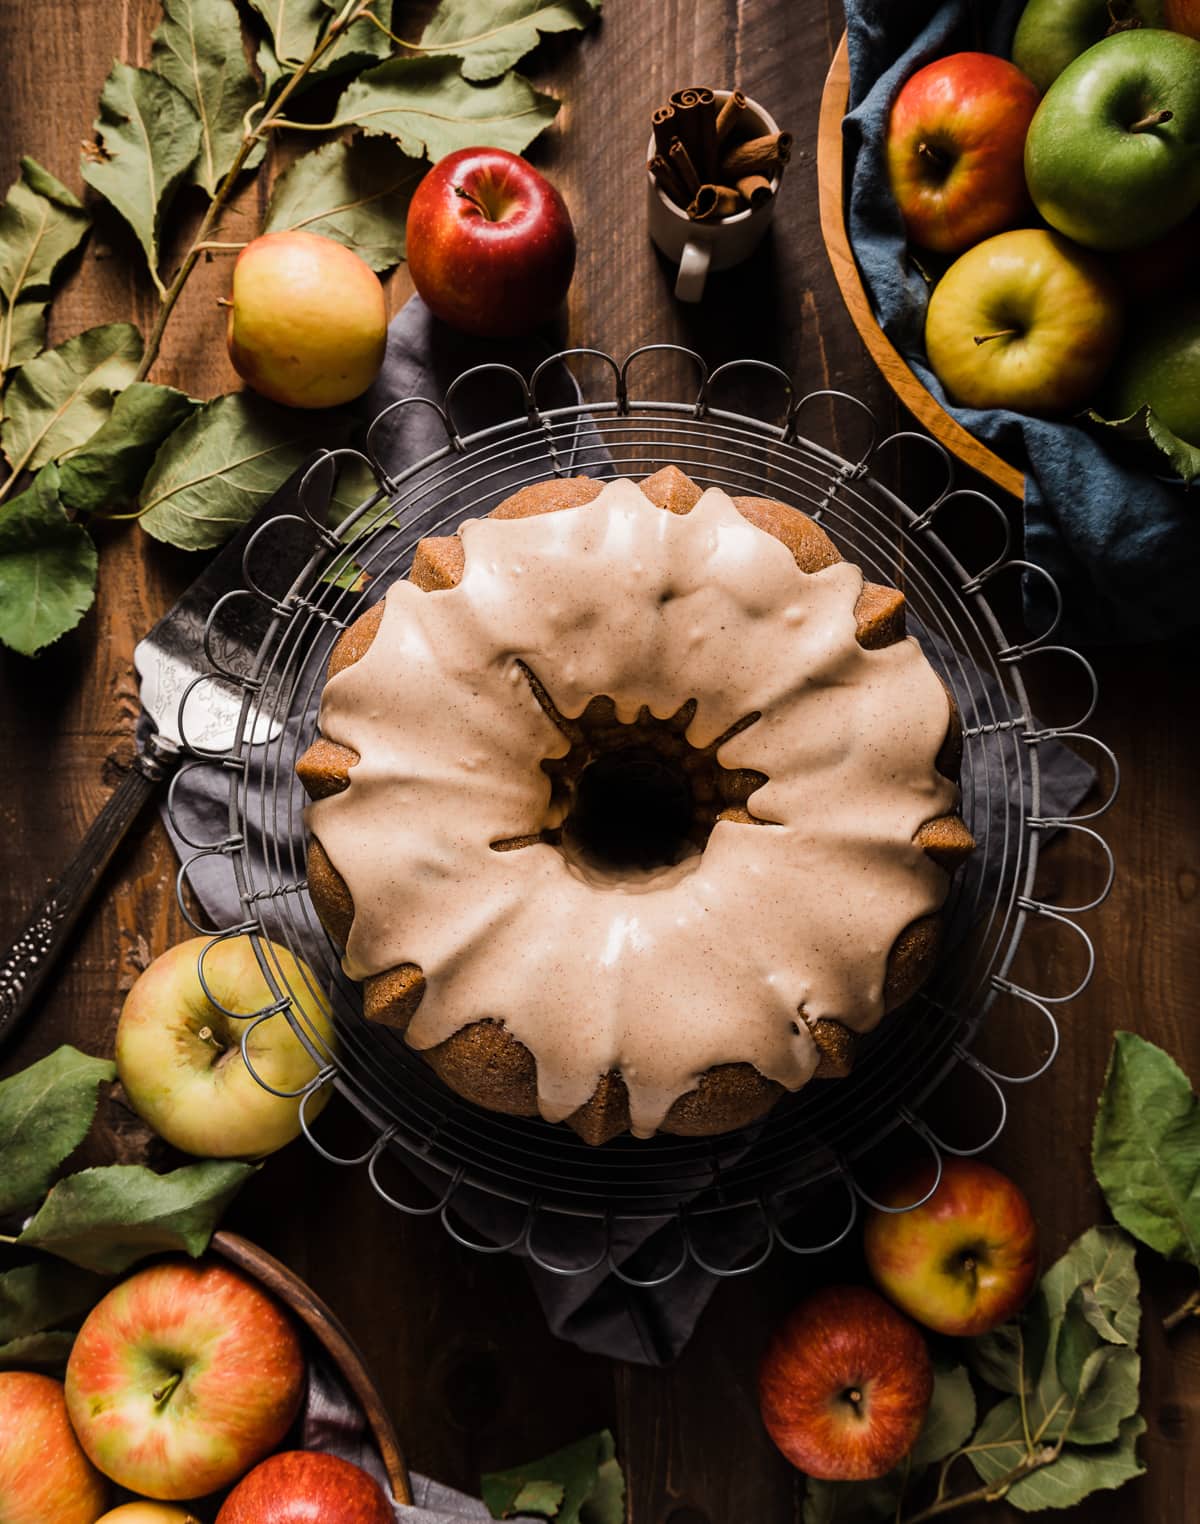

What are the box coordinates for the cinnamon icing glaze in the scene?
[306,480,958,1136]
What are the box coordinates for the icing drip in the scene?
[306,481,958,1136]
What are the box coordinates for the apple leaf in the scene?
[330,56,559,161]
[0,158,90,379]
[1087,402,1200,486]
[0,1046,115,1215]
[264,137,421,272]
[0,1261,110,1343]
[0,1331,77,1372]
[417,0,601,83]
[81,63,201,298]
[912,1361,976,1466]
[1039,1226,1140,1348]
[17,1160,257,1273]
[151,0,266,196]
[482,1429,624,1523]
[977,1413,1147,1514]
[315,0,392,81]
[137,392,314,550]
[0,464,98,656]
[1,321,143,480]
[57,381,196,514]
[1093,1031,1200,1267]
[245,0,327,68]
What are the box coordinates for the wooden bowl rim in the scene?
[211,1230,413,1506]
[817,33,1026,502]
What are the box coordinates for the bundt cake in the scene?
[296,468,975,1144]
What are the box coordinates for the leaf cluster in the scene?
[482,1428,624,1524]
[0,0,601,655]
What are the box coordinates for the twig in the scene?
[1163,1286,1200,1331]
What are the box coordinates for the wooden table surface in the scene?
[1,2,1197,1521]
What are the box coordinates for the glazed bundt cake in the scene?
[296,468,975,1144]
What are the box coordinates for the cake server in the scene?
[0,497,316,1050]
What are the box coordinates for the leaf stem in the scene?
[1163,1286,1200,1331]
[900,1450,1056,1522]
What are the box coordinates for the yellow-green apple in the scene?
[1105,300,1200,445]
[227,231,387,408]
[216,1451,394,1523]
[924,229,1122,414]
[406,147,575,337]
[886,53,1040,253]
[65,1259,304,1501]
[97,1508,202,1523]
[758,1285,933,1481]
[0,1371,111,1524]
[1012,0,1164,92]
[1165,0,1200,36]
[863,1157,1039,1336]
[1025,30,1200,250]
[116,934,337,1158]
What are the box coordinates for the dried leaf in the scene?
[264,137,421,271]
[0,1331,76,1371]
[0,1261,110,1343]
[483,1430,623,1524]
[0,1045,115,1214]
[245,0,327,67]
[1093,1031,1200,1266]
[1,321,142,479]
[151,0,266,196]
[0,158,90,377]
[138,391,312,550]
[418,0,600,82]
[58,381,196,514]
[0,464,98,655]
[81,63,201,297]
[330,56,559,160]
[17,1160,256,1273]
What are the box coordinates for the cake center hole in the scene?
[565,745,695,871]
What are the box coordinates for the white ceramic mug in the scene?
[646,89,784,303]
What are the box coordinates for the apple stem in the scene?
[973,329,1019,347]
[196,1025,226,1053]
[152,1371,184,1408]
[916,142,950,172]
[1105,0,1144,31]
[1129,109,1173,133]
[454,184,493,220]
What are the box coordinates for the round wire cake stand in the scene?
[171,346,1116,1282]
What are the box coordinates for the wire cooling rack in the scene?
[170,346,1117,1281]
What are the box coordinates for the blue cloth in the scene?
[842,0,1200,643]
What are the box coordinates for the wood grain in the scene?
[0,3,1196,1523]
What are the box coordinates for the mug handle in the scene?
[674,239,711,303]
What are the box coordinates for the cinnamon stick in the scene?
[687,184,743,222]
[668,86,718,178]
[652,103,678,159]
[735,173,773,209]
[649,153,688,205]
[716,89,748,144]
[668,136,702,194]
[720,131,793,180]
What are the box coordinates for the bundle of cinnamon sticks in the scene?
[649,86,791,222]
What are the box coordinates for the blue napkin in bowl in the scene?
[842,0,1200,643]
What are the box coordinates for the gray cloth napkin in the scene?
[159,295,1096,1372]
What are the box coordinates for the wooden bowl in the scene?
[211,1230,412,1506]
[817,34,1026,501]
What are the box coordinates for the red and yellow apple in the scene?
[406,147,575,338]
[758,1284,933,1481]
[924,228,1122,414]
[227,231,387,409]
[0,1371,111,1524]
[116,934,337,1158]
[216,1450,394,1523]
[886,52,1040,253]
[65,1259,305,1501]
[97,1508,202,1523]
[863,1156,1039,1336]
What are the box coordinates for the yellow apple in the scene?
[97,1507,202,1523]
[116,935,338,1158]
[226,231,387,409]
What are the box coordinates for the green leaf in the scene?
[0,1261,110,1343]
[1039,1226,1140,1347]
[0,1045,114,1212]
[483,1430,623,1524]
[0,1331,76,1371]
[417,0,599,82]
[0,464,98,656]
[1093,1031,1200,1266]
[264,137,420,271]
[802,1475,904,1524]
[913,1362,976,1466]
[316,1,393,80]
[1007,1415,1147,1512]
[1087,402,1200,485]
[17,1160,256,1273]
[81,63,201,297]
[58,381,196,513]
[330,56,559,160]
[0,158,90,378]
[137,391,312,550]
[151,0,266,196]
[1,321,142,478]
[246,0,328,67]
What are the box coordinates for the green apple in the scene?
[116,934,337,1158]
[1012,0,1164,92]
[925,229,1122,414]
[1025,29,1200,249]
[1105,300,1200,444]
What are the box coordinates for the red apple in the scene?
[759,1285,933,1481]
[887,52,1041,253]
[406,147,575,338]
[0,1371,111,1524]
[65,1259,304,1500]
[864,1156,1039,1336]
[1165,0,1200,37]
[216,1450,393,1523]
